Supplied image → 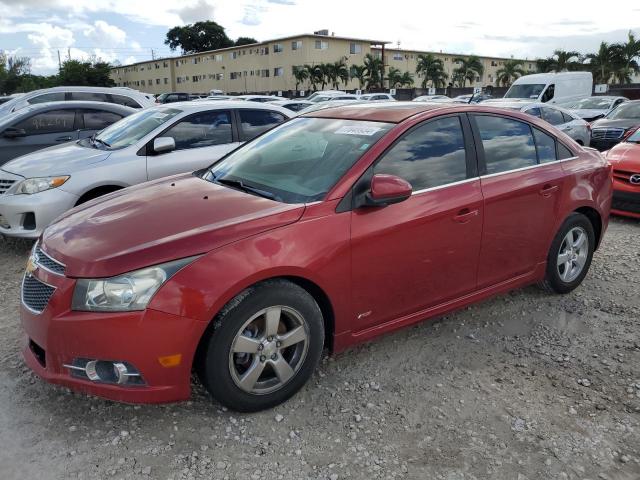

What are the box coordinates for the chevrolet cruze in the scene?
[20,103,612,412]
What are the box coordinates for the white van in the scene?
[484,72,593,106]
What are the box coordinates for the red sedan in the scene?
[605,127,640,219]
[21,103,612,411]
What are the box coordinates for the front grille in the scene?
[0,178,15,195]
[613,169,640,186]
[612,191,640,214]
[591,128,625,140]
[35,245,65,275]
[22,275,55,314]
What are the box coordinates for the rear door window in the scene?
[525,107,542,118]
[557,143,574,160]
[374,116,469,190]
[80,110,124,130]
[474,115,537,174]
[69,92,109,102]
[238,109,286,141]
[541,107,565,126]
[111,94,142,108]
[533,128,557,164]
[14,110,76,135]
[162,110,233,150]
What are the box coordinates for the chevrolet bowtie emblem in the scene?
[25,255,37,276]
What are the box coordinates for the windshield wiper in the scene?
[215,177,280,201]
[94,137,111,149]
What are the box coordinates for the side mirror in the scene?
[153,136,175,154]
[3,127,27,139]
[364,174,412,207]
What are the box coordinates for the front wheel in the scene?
[197,280,324,412]
[539,212,595,294]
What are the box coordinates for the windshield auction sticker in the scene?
[335,126,381,136]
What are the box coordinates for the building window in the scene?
[259,46,269,55]
[315,40,328,50]
[164,78,168,84]
[491,61,497,67]
[261,69,270,77]
[155,63,159,69]
[230,72,241,80]
[141,80,145,86]
[393,53,403,61]
[273,43,283,53]
[274,67,284,76]
[349,43,362,54]
[292,40,302,51]
[156,79,160,85]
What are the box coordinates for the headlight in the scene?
[71,257,198,312]
[15,176,70,195]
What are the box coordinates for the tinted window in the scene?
[238,110,286,140]
[475,115,537,174]
[81,110,123,130]
[541,107,565,126]
[284,103,309,112]
[541,84,555,102]
[69,92,109,102]
[111,94,142,108]
[15,110,76,135]
[561,112,573,123]
[163,110,232,150]
[557,143,574,160]
[375,116,468,190]
[27,92,65,104]
[533,128,557,163]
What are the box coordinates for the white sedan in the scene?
[0,101,292,238]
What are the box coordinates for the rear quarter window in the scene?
[238,109,286,141]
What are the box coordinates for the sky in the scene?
[1,0,640,75]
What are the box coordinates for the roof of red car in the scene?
[303,102,462,123]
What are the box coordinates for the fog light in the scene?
[64,358,145,386]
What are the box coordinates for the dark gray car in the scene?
[0,101,135,165]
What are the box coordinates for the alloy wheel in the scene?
[556,226,589,283]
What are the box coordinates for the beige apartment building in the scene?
[110,31,532,95]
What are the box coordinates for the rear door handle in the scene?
[55,136,72,142]
[453,208,479,223]
[539,184,559,197]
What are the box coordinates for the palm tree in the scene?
[585,42,614,84]
[618,31,640,74]
[292,65,309,92]
[535,58,556,73]
[415,54,447,88]
[363,53,383,89]
[326,59,348,89]
[552,49,581,71]
[350,64,367,90]
[453,56,484,87]
[386,67,403,88]
[495,60,526,86]
[304,64,321,91]
[398,71,414,87]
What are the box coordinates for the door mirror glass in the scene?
[366,174,412,207]
[3,127,27,138]
[153,136,176,154]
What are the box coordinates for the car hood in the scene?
[570,109,606,119]
[590,118,640,130]
[1,142,111,178]
[605,142,640,169]
[41,173,306,278]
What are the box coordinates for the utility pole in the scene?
[67,48,71,61]
[57,50,62,70]
[151,48,155,60]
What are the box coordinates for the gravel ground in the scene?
[0,217,639,480]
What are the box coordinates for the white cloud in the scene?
[83,20,126,46]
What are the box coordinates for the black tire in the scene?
[197,279,324,412]
[539,212,595,294]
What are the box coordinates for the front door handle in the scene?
[453,208,479,224]
[55,136,72,142]
[539,184,559,197]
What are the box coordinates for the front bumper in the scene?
[590,138,622,152]
[611,189,640,219]
[20,266,206,403]
[0,188,78,239]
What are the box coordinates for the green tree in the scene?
[585,42,615,84]
[363,53,383,89]
[57,59,114,87]
[326,59,348,89]
[452,56,484,87]
[235,37,257,46]
[495,60,526,86]
[165,21,233,54]
[398,71,414,87]
[292,65,309,91]
[551,49,581,71]
[415,54,447,88]
[535,58,556,73]
[350,64,367,90]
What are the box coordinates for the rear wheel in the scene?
[197,280,324,412]
[539,213,595,294]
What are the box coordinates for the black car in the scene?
[590,100,640,151]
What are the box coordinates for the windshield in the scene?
[607,102,640,120]
[93,107,182,149]
[626,128,640,143]
[503,84,546,99]
[204,117,393,203]
[568,97,614,109]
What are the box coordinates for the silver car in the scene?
[561,96,628,122]
[0,101,292,239]
[0,101,135,166]
[0,86,154,116]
